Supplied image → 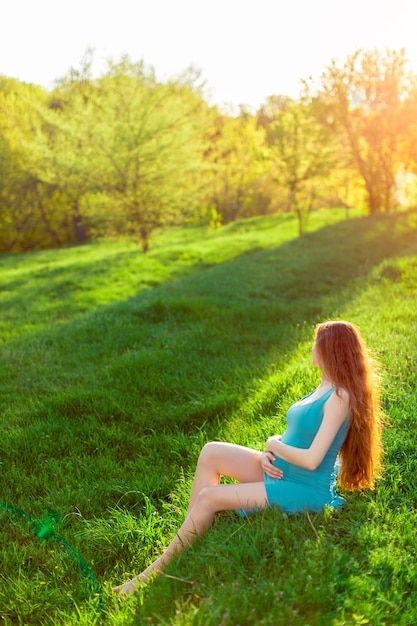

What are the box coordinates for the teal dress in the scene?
[263,387,349,514]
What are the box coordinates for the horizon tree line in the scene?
[1,47,416,254]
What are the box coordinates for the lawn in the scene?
[1,207,417,625]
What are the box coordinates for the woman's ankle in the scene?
[113,577,139,595]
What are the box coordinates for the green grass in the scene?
[1,207,417,625]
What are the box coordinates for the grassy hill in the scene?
[1,208,417,625]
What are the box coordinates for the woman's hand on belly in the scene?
[261,451,283,479]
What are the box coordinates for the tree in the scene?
[258,94,338,235]
[200,108,269,225]
[400,83,417,193]
[82,58,208,252]
[1,55,209,254]
[320,48,415,213]
[0,77,68,252]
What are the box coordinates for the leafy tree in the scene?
[1,55,209,254]
[320,48,415,213]
[200,108,269,225]
[399,83,417,206]
[0,77,67,252]
[80,58,207,252]
[36,77,101,245]
[258,94,338,235]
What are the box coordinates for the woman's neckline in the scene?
[295,384,336,407]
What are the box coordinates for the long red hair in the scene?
[314,320,383,490]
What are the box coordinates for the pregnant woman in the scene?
[114,320,382,595]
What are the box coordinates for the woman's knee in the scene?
[198,441,221,464]
[195,486,218,512]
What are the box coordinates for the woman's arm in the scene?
[265,390,349,471]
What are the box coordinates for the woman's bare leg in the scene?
[187,442,265,512]
[113,480,268,595]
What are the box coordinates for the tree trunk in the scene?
[72,201,87,243]
[140,226,149,253]
[296,208,303,236]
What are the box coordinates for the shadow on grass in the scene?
[2,211,417,480]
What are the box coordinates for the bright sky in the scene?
[2,0,417,110]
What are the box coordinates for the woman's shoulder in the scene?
[334,387,349,403]
[329,387,350,419]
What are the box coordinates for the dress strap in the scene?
[318,386,337,403]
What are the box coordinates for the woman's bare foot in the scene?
[112,565,160,596]
[113,556,165,595]
[113,577,141,596]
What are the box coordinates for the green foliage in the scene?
[2,47,417,254]
[200,109,270,224]
[320,48,417,214]
[1,209,417,624]
[0,77,63,252]
[0,57,210,253]
[79,58,208,251]
[257,94,342,235]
